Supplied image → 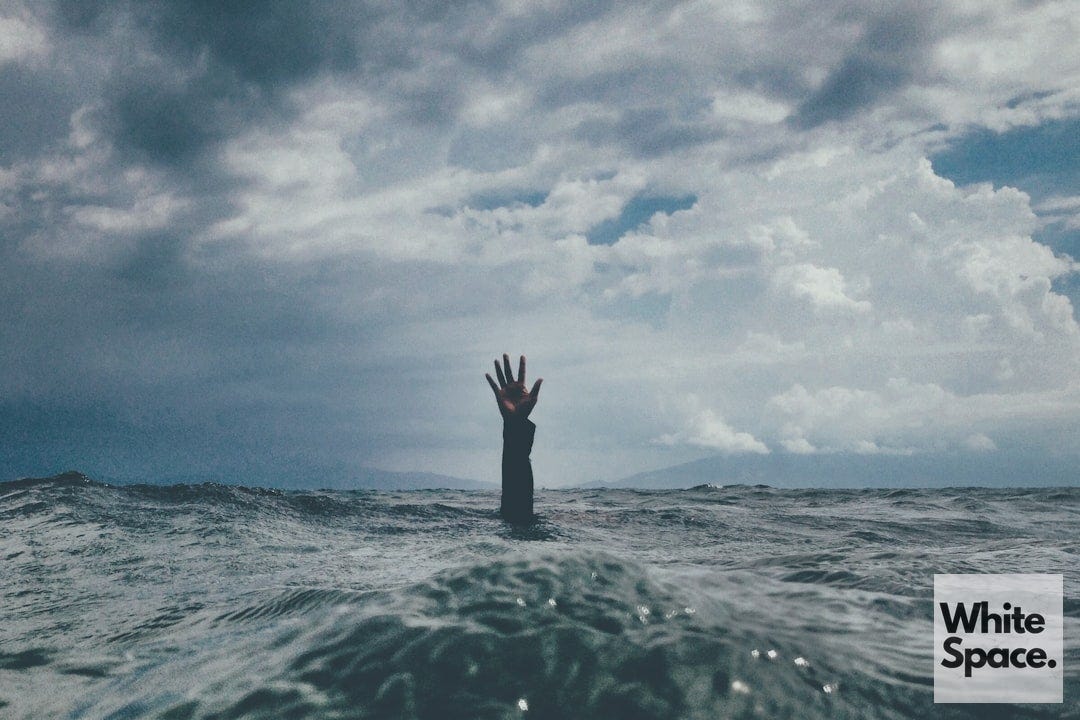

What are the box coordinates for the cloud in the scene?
[0,9,48,65]
[1,0,1078,485]
[575,106,722,157]
[791,6,937,128]
[963,433,997,452]
[656,398,770,455]
[765,380,948,454]
[772,263,872,313]
[765,379,1080,455]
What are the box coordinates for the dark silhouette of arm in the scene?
[485,354,542,523]
[500,417,535,522]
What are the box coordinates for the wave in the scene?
[68,551,907,719]
[2,477,1076,719]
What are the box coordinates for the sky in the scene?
[1,0,1078,487]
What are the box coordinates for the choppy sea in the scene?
[1,472,1076,719]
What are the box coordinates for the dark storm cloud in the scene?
[733,63,813,102]
[52,0,375,84]
[52,0,110,29]
[102,78,229,166]
[144,0,365,84]
[0,236,491,481]
[535,57,727,158]
[448,125,537,171]
[539,62,693,109]
[41,0,485,169]
[790,7,935,129]
[67,0,369,166]
[575,106,720,158]
[30,0,655,171]
[1,0,542,483]
[5,0,1076,487]
[0,64,79,160]
[454,0,617,72]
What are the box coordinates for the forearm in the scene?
[500,417,535,522]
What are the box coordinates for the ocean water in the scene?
[1,473,1076,719]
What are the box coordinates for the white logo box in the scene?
[934,573,1063,703]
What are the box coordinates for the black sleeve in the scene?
[500,417,535,522]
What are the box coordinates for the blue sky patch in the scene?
[931,118,1080,312]
[587,193,697,245]
[930,118,1079,202]
[465,189,548,211]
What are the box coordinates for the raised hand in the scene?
[485,353,542,421]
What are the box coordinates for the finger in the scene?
[494,360,506,387]
[518,355,526,385]
[530,378,542,399]
[486,373,500,396]
[503,353,514,383]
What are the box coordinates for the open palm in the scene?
[486,354,542,421]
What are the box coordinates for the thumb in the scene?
[530,378,542,399]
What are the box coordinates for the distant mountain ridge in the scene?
[584,451,1079,489]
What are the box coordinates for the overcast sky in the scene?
[2,0,1078,486]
